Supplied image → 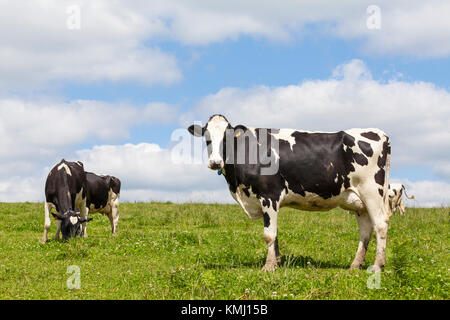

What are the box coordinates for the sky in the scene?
[0,0,449,207]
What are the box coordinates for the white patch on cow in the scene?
[74,187,85,209]
[270,129,296,150]
[57,163,72,176]
[230,185,263,220]
[205,115,229,164]
[69,216,78,225]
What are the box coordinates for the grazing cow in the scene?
[188,115,391,271]
[42,160,92,242]
[388,183,414,215]
[84,172,121,235]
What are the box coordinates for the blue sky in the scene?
[1,1,449,206]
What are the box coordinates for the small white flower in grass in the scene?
[272,291,277,296]
[419,258,423,262]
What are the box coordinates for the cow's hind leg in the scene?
[399,198,406,215]
[350,211,373,270]
[363,197,390,271]
[41,202,52,243]
[109,195,120,235]
[80,206,89,238]
[261,202,279,272]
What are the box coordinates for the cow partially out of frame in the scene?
[189,115,391,271]
[388,183,414,215]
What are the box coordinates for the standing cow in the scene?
[42,160,92,242]
[84,172,121,235]
[388,183,414,215]
[188,115,391,271]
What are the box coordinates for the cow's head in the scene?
[52,210,93,241]
[188,114,244,170]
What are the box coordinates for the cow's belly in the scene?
[89,203,111,215]
[88,190,118,215]
[230,185,264,220]
[281,189,366,213]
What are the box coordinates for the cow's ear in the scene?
[79,217,93,223]
[188,124,205,137]
[233,125,248,138]
[51,212,64,220]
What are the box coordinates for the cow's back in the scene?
[45,160,86,213]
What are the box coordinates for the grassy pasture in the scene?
[0,202,448,300]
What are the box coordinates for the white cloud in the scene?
[0,175,44,202]
[76,143,225,193]
[0,1,181,89]
[186,60,450,177]
[0,98,178,186]
[74,142,234,203]
[1,1,449,90]
[334,1,450,57]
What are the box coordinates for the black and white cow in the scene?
[85,172,121,235]
[188,115,391,271]
[42,159,92,242]
[388,183,414,215]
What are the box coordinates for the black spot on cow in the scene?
[374,169,385,186]
[358,140,373,157]
[242,187,250,197]
[353,153,369,166]
[361,131,381,141]
[374,139,390,186]
[263,212,270,228]
[378,189,384,197]
[262,198,271,208]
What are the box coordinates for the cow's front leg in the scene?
[55,220,61,240]
[80,206,89,238]
[261,204,279,272]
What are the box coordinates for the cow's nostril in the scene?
[209,161,223,170]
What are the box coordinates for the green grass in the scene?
[0,202,448,300]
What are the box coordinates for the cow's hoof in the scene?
[349,261,364,270]
[349,263,361,270]
[370,265,383,273]
[261,264,278,272]
[40,238,47,244]
[276,256,281,263]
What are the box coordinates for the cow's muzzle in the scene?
[208,160,224,170]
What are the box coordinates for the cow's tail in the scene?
[383,137,391,218]
[402,185,415,199]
